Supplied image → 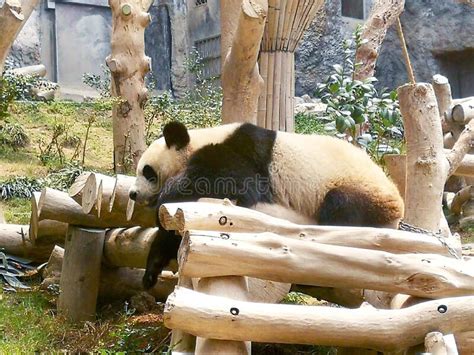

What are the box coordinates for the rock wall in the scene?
[377,0,474,98]
[296,0,474,98]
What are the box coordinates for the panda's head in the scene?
[129,122,191,206]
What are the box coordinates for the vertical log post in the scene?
[398,83,446,231]
[220,0,268,125]
[107,0,152,173]
[257,0,324,131]
[0,0,40,72]
[57,226,106,322]
[169,276,196,353]
[194,276,251,355]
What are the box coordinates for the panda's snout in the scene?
[129,190,138,201]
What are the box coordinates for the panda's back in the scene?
[270,131,403,220]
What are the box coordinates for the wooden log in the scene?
[0,223,54,262]
[178,232,474,299]
[384,154,406,200]
[30,191,68,244]
[450,186,474,215]
[165,287,474,352]
[9,64,46,77]
[107,0,152,172]
[42,245,176,302]
[58,226,105,322]
[455,331,474,355]
[353,0,405,81]
[425,332,459,355]
[221,0,268,124]
[109,174,135,212]
[398,83,446,231]
[0,0,39,72]
[195,277,251,354]
[38,188,155,228]
[433,74,453,119]
[103,226,157,268]
[81,173,116,215]
[159,202,455,256]
[452,99,474,124]
[68,172,94,206]
[290,285,365,308]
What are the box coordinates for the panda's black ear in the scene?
[162,122,190,150]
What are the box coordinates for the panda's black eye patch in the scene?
[143,165,158,183]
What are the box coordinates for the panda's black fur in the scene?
[142,123,400,289]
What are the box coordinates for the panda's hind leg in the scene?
[318,186,401,227]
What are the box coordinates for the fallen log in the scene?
[103,226,157,268]
[41,245,176,302]
[0,223,55,262]
[9,64,46,77]
[164,287,474,352]
[452,99,474,124]
[178,232,474,299]
[159,202,457,256]
[36,188,155,228]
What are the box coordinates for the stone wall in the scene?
[295,0,474,98]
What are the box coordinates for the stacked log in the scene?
[159,201,474,353]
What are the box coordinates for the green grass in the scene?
[294,112,327,135]
[1,198,32,224]
[0,289,60,352]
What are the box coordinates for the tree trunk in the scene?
[353,0,406,81]
[0,0,39,72]
[257,0,324,131]
[398,83,446,231]
[164,287,474,352]
[57,226,105,323]
[178,232,474,299]
[107,0,152,173]
[221,0,268,125]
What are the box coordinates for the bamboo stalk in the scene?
[279,51,288,131]
[266,52,275,128]
[257,51,269,127]
[272,51,282,130]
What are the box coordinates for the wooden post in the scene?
[221,0,268,125]
[58,226,106,322]
[0,0,40,72]
[398,83,446,231]
[353,0,406,81]
[195,277,251,354]
[107,0,152,173]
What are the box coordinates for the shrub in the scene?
[314,26,403,162]
[0,122,29,149]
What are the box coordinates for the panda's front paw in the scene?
[142,269,159,290]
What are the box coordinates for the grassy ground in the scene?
[0,101,173,352]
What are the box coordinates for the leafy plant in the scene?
[82,65,111,98]
[294,112,327,135]
[314,25,403,162]
[0,122,29,149]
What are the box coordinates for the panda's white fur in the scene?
[132,122,403,227]
[269,131,403,226]
[132,124,239,205]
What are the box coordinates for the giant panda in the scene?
[129,121,404,288]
